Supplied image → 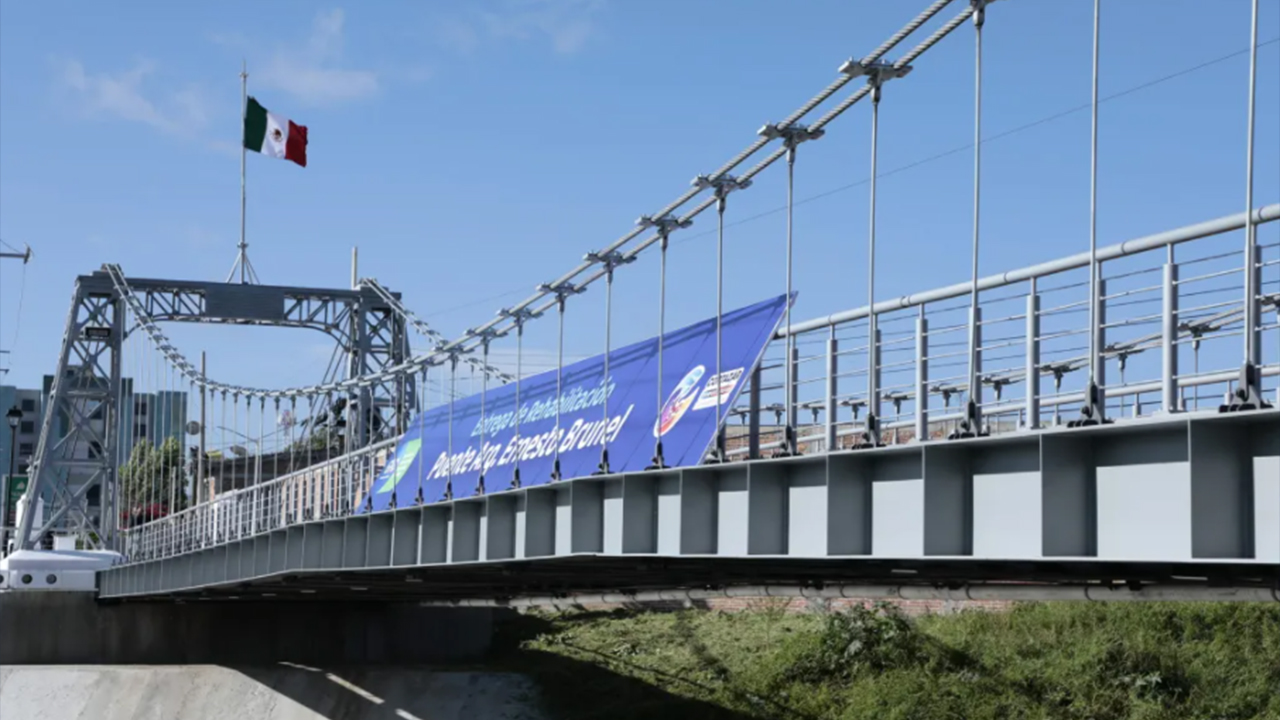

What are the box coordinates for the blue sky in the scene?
[1,0,1277,396]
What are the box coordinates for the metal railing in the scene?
[119,438,396,563]
[739,204,1280,454]
[114,205,1280,565]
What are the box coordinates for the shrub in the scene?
[786,602,932,683]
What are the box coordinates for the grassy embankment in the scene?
[496,601,1280,720]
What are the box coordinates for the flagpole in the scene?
[228,60,258,284]
[239,60,246,284]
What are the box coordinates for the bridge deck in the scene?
[99,409,1279,601]
[101,554,1279,605]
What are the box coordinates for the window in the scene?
[18,443,34,457]
[134,401,148,416]
[19,421,34,434]
[20,399,35,412]
[17,463,28,474]
[91,407,104,421]
[88,441,102,459]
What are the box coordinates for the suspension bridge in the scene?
[3,0,1278,608]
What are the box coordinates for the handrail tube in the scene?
[782,204,1280,337]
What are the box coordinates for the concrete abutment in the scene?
[0,592,497,666]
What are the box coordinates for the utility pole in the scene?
[199,352,207,505]
[3,405,21,554]
[0,243,32,263]
[0,244,32,377]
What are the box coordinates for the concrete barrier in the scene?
[0,593,496,666]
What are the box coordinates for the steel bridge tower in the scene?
[12,269,413,551]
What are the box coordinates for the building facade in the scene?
[3,373,190,535]
[1,385,44,478]
[116,380,189,464]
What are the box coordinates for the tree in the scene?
[118,436,188,513]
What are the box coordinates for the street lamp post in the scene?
[219,424,286,489]
[5,406,18,476]
[4,405,22,553]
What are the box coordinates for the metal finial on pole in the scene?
[227,60,259,285]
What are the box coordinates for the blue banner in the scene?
[368,293,789,510]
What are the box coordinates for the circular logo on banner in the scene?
[654,365,705,437]
[376,438,422,494]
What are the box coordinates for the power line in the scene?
[7,261,26,351]
[670,37,1280,248]
[0,239,32,373]
[424,287,531,321]
[420,37,1279,322]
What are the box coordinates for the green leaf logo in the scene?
[376,439,421,493]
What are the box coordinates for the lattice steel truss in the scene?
[15,273,124,549]
[15,267,412,550]
[349,297,403,446]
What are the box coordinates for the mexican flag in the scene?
[243,97,307,167]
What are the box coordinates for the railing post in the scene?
[1162,260,1180,413]
[1249,242,1263,364]
[869,325,882,439]
[789,344,800,444]
[915,307,928,442]
[826,329,839,452]
[1026,279,1040,429]
[345,458,354,513]
[972,306,983,424]
[1098,278,1108,405]
[748,365,762,460]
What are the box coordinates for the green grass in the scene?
[496,601,1280,720]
